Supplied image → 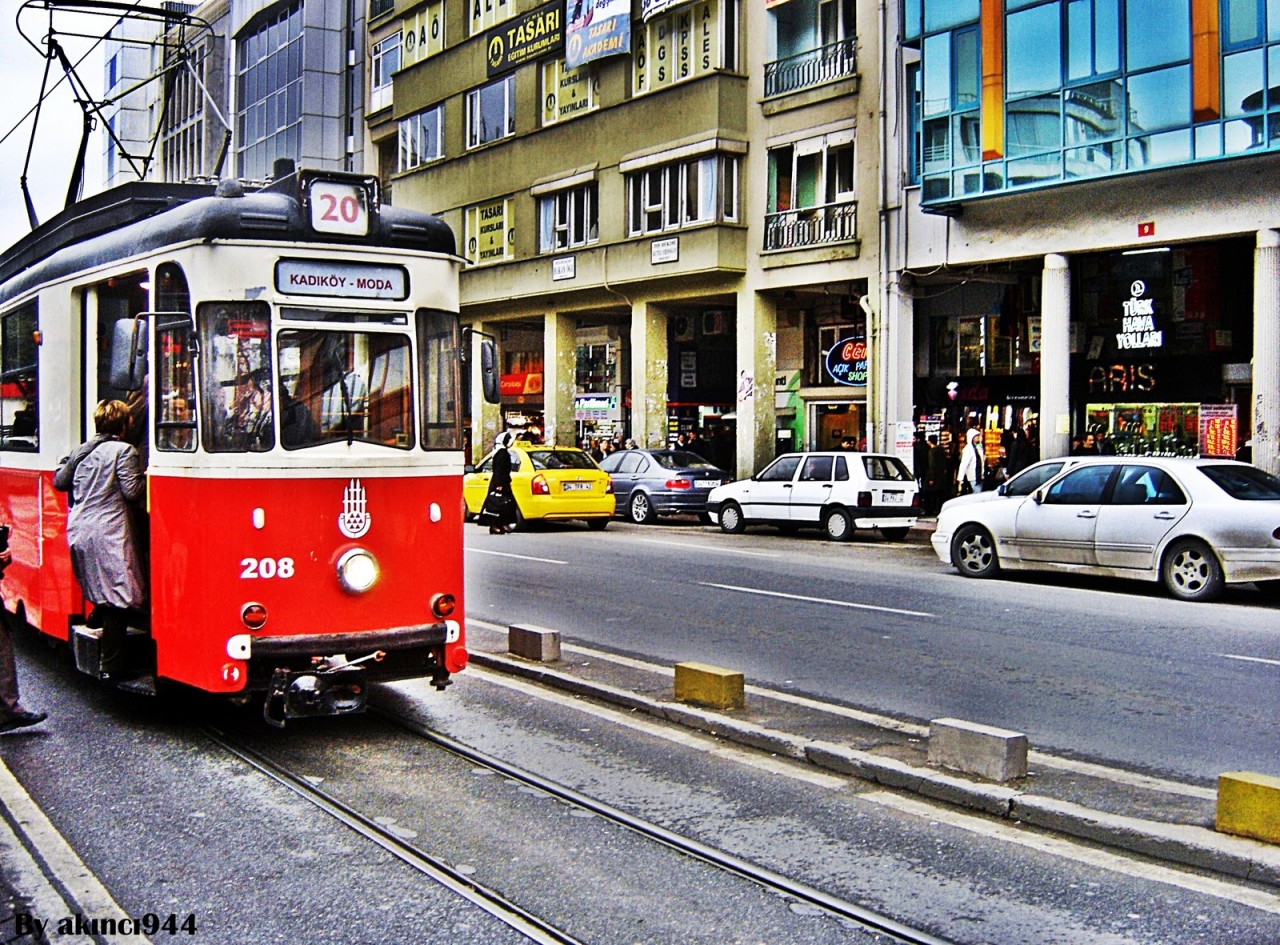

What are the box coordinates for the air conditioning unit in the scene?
[672,315,694,341]
[703,311,727,336]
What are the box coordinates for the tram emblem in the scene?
[339,479,372,538]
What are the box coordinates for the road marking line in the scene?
[1216,653,1280,668]
[466,548,569,565]
[859,791,1280,915]
[0,756,149,944]
[633,538,781,558]
[466,626,1214,799]
[699,582,935,618]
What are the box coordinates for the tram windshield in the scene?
[193,302,459,452]
[278,329,412,449]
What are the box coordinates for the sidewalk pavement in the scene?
[464,619,1280,890]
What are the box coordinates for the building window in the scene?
[235,2,303,183]
[464,198,513,265]
[765,0,856,97]
[0,303,38,452]
[467,74,515,149]
[625,155,738,236]
[370,31,402,113]
[542,61,598,125]
[538,183,599,252]
[765,134,856,250]
[633,0,738,96]
[399,105,444,171]
[403,1,446,67]
[469,0,513,35]
[161,42,208,182]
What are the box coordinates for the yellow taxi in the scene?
[464,442,615,530]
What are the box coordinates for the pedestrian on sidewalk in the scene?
[0,532,46,733]
[478,431,520,534]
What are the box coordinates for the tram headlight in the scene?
[337,548,380,594]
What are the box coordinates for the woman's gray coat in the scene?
[65,440,146,609]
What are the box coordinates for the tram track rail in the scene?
[202,707,959,945]
[368,705,960,945]
[199,723,587,945]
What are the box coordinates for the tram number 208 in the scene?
[240,557,296,579]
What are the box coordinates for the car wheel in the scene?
[951,524,999,578]
[822,507,853,541]
[719,501,746,534]
[586,517,609,531]
[1161,539,1223,602]
[509,504,526,533]
[880,527,909,541]
[629,492,657,525]
[462,497,475,523]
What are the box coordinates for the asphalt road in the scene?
[462,516,1280,784]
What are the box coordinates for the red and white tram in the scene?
[0,169,497,724]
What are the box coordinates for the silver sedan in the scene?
[931,457,1280,602]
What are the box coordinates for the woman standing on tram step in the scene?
[479,431,520,534]
[55,400,146,677]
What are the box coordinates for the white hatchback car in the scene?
[707,452,919,541]
[932,456,1280,601]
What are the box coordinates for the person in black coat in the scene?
[480,431,520,534]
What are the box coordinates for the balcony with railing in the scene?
[764,38,856,98]
[763,199,857,252]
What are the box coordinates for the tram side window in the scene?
[197,302,275,452]
[155,316,197,452]
[417,309,460,450]
[0,304,38,452]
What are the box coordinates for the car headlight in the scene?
[337,548,380,594]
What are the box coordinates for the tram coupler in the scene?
[262,665,366,728]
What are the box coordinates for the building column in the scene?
[1253,229,1280,475]
[629,301,669,448]
[1040,253,1071,460]
[884,273,915,452]
[543,312,577,447]
[469,320,501,458]
[735,288,778,479]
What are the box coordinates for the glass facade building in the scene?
[905,0,1280,206]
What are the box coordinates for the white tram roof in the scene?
[0,171,456,298]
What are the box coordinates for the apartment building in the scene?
[884,0,1280,474]
[369,0,888,474]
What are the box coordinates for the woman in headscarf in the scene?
[479,431,520,534]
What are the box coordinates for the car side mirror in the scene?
[1032,486,1046,505]
[996,482,1008,496]
[464,464,475,474]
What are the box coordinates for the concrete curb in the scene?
[470,650,1280,887]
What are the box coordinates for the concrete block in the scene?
[673,661,744,710]
[508,624,561,662]
[1217,771,1280,844]
[927,717,1028,783]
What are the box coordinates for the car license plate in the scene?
[563,482,592,492]
[696,480,720,488]
[883,491,903,504]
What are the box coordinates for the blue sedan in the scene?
[599,449,730,524]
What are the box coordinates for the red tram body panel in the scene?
[147,471,467,694]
